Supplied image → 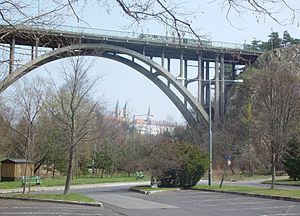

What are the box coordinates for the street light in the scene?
[176,77,243,186]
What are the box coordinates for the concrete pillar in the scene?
[214,54,220,122]
[150,56,153,73]
[220,54,225,120]
[184,59,188,106]
[161,48,165,67]
[9,36,15,74]
[35,38,39,58]
[201,60,205,106]
[197,53,202,104]
[205,61,210,106]
[184,59,188,88]
[179,51,184,85]
[232,63,236,79]
[167,58,171,88]
[31,46,34,60]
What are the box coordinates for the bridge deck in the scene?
[0,24,262,64]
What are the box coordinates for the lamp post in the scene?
[208,79,243,186]
[176,77,243,186]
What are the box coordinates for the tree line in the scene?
[245,31,300,51]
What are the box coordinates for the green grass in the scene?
[194,185,300,198]
[262,179,300,185]
[212,173,271,181]
[4,193,96,203]
[132,186,179,192]
[0,174,150,189]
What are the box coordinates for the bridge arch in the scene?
[0,43,208,126]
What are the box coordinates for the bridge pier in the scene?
[9,36,15,74]
[220,54,225,121]
[161,48,165,67]
[214,54,220,122]
[197,53,202,104]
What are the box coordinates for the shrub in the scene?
[283,140,300,181]
[177,142,209,188]
[156,142,209,188]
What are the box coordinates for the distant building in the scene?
[110,103,176,135]
[132,118,175,135]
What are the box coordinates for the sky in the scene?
[9,0,300,124]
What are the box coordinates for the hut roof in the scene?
[1,159,34,164]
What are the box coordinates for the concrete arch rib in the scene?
[0,43,208,126]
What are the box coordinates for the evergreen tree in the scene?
[283,140,300,181]
[282,30,293,47]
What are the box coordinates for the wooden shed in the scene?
[1,159,34,181]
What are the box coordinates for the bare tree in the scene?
[252,59,300,188]
[1,77,46,193]
[47,56,100,194]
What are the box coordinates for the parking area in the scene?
[1,187,300,216]
[0,199,118,216]
[78,186,300,216]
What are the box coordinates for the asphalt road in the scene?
[75,186,300,216]
[1,184,300,216]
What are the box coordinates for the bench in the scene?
[135,171,144,180]
[21,176,41,186]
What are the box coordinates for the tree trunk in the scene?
[271,153,276,189]
[64,149,74,195]
[52,164,55,179]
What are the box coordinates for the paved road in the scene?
[0,199,118,216]
[75,185,300,216]
[1,182,300,216]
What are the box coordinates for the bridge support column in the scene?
[161,48,165,67]
[231,63,236,79]
[214,54,220,122]
[205,61,210,106]
[220,54,225,121]
[184,59,188,106]
[35,38,39,58]
[197,53,203,104]
[167,58,171,88]
[31,46,34,60]
[150,56,153,73]
[9,36,15,74]
[179,51,184,85]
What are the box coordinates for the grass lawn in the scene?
[3,193,96,203]
[194,185,300,198]
[262,179,300,186]
[131,186,180,193]
[0,174,150,189]
[212,173,271,182]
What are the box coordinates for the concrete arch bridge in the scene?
[0,24,261,126]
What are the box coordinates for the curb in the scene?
[130,186,180,195]
[194,188,300,203]
[261,182,300,187]
[0,195,103,207]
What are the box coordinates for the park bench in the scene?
[135,171,144,180]
[21,176,41,186]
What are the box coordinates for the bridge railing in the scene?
[55,25,253,51]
